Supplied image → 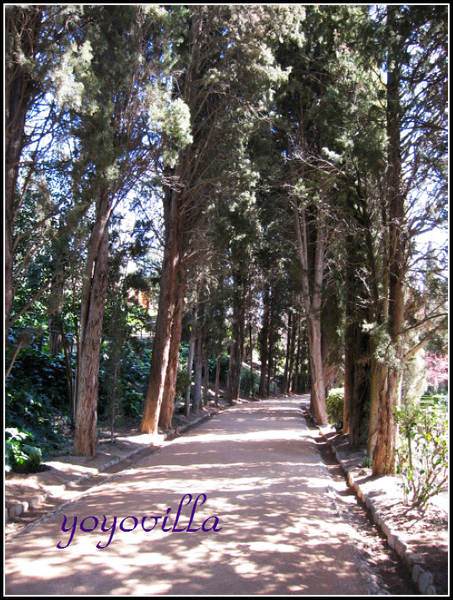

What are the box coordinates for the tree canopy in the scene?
[5,5,448,476]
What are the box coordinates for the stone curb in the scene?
[5,409,218,526]
[312,420,438,596]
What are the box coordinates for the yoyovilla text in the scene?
[57,493,222,550]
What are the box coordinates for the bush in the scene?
[175,368,191,400]
[5,428,42,473]
[395,399,448,510]
[218,353,230,385]
[240,368,259,397]
[5,366,69,458]
[99,340,151,420]
[326,387,344,430]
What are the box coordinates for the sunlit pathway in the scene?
[5,397,372,595]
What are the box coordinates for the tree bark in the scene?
[248,321,255,399]
[74,192,110,456]
[159,262,187,430]
[344,324,369,446]
[267,294,276,397]
[343,232,370,444]
[203,346,210,406]
[287,310,298,394]
[225,306,239,404]
[185,325,196,417]
[193,319,203,413]
[140,171,182,435]
[234,299,246,401]
[306,315,327,424]
[281,310,292,395]
[292,193,328,425]
[258,284,270,397]
[225,272,244,404]
[214,355,221,406]
[372,6,406,474]
[293,321,302,394]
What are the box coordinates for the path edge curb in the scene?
[304,408,438,596]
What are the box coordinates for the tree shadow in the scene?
[5,397,370,595]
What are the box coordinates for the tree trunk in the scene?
[185,325,196,417]
[293,321,302,394]
[193,320,203,413]
[214,355,221,406]
[159,263,187,430]
[258,284,270,397]
[233,299,246,401]
[344,324,369,445]
[60,322,74,416]
[203,347,210,406]
[306,315,328,424]
[141,171,182,435]
[225,315,238,404]
[267,295,275,397]
[372,7,406,474]
[287,311,298,394]
[225,274,244,404]
[343,232,370,444]
[74,194,110,456]
[248,321,255,399]
[372,368,400,474]
[281,310,292,395]
[292,192,328,425]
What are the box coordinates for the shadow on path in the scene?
[6,397,374,596]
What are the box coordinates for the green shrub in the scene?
[175,368,191,400]
[99,340,151,420]
[326,387,344,429]
[395,399,448,510]
[5,370,69,457]
[240,368,259,397]
[20,444,43,472]
[219,354,230,384]
[5,428,42,473]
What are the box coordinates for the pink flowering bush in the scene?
[424,352,448,393]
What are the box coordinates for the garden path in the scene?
[5,397,417,595]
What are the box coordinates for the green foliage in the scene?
[5,5,448,465]
[219,354,231,385]
[395,399,448,510]
[240,368,259,397]
[420,394,448,411]
[149,94,193,168]
[175,368,191,400]
[99,339,151,421]
[5,343,71,458]
[326,387,345,430]
[5,428,42,474]
[121,342,152,415]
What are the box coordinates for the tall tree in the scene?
[140,5,198,435]
[370,5,448,474]
[5,6,82,346]
[277,5,338,425]
[5,6,44,346]
[141,5,305,433]
[69,6,168,454]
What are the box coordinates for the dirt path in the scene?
[5,397,414,595]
